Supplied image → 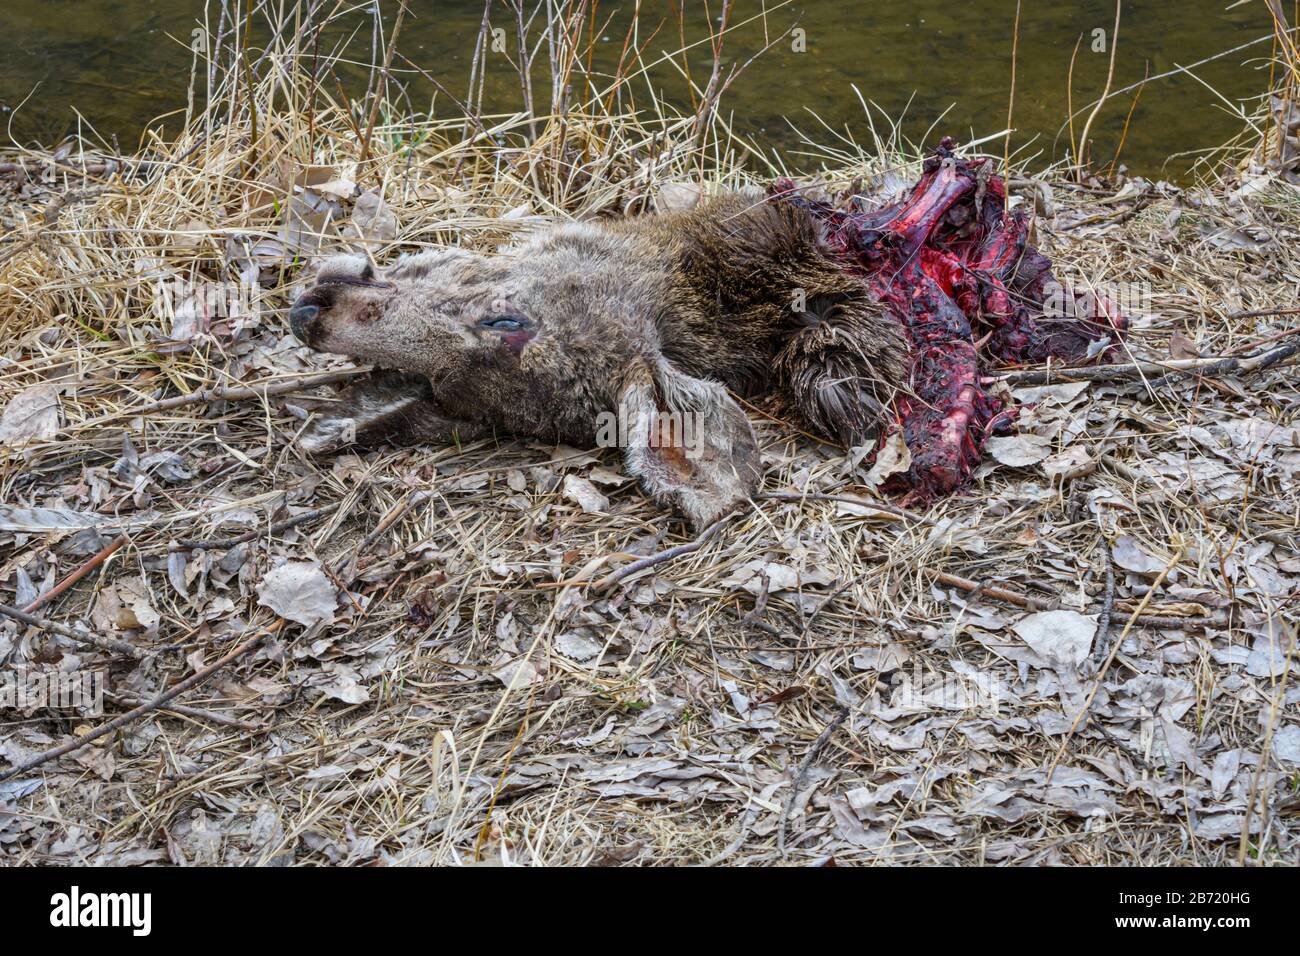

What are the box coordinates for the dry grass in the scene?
[0,1,1297,866]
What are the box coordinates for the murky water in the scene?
[0,1,1275,178]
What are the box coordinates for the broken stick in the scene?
[926,567,1223,628]
[0,624,275,784]
[21,533,127,613]
[75,368,369,431]
[778,705,851,858]
[997,335,1299,388]
[591,512,737,592]
[0,603,142,659]
[171,502,342,552]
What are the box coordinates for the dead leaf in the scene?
[1169,332,1201,359]
[1246,618,1292,678]
[865,431,912,488]
[587,465,627,485]
[1041,445,1092,480]
[0,383,60,447]
[1202,224,1274,252]
[91,576,159,633]
[986,433,1052,467]
[317,663,369,704]
[1111,536,1166,575]
[1010,381,1090,405]
[494,657,544,688]
[169,219,212,252]
[1012,610,1097,669]
[257,561,338,627]
[278,188,343,257]
[721,560,835,595]
[1273,725,1300,764]
[655,182,702,212]
[347,189,398,242]
[556,632,602,661]
[563,475,609,514]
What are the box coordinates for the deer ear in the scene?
[617,361,761,531]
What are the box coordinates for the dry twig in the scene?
[0,603,143,660]
[0,623,277,784]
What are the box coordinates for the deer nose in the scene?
[289,301,320,342]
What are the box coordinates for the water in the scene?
[0,1,1275,179]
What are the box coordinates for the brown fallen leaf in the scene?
[0,383,60,447]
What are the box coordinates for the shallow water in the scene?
[0,1,1274,178]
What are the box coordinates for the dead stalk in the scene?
[1076,0,1122,179]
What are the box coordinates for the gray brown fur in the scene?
[290,194,906,529]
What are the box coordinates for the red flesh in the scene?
[770,137,1127,499]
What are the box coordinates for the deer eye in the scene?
[480,315,524,331]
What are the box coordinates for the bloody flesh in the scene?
[771,137,1127,498]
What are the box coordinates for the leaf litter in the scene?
[0,29,1298,868]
